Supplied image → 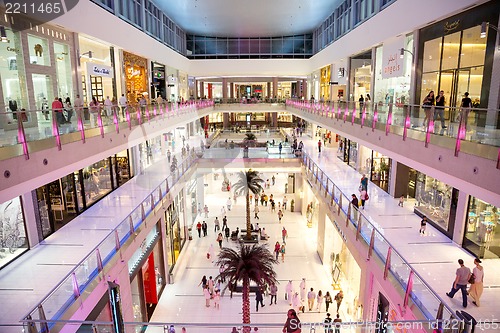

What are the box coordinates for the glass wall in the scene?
[0,28,28,127]
[54,42,73,100]
[164,191,186,272]
[350,51,372,103]
[464,198,500,259]
[412,171,454,232]
[27,34,51,66]
[34,152,131,238]
[373,36,413,104]
[0,196,28,269]
[123,51,148,104]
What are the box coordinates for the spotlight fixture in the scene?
[400,48,405,59]
[480,22,487,38]
[0,26,8,43]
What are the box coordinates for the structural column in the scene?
[199,81,205,99]
[267,83,271,99]
[391,162,410,198]
[452,191,469,245]
[271,112,278,127]
[272,77,278,98]
[223,113,229,129]
[230,82,234,99]
[302,79,307,99]
[222,78,228,100]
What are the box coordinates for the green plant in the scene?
[232,170,264,240]
[216,244,278,333]
[244,133,257,141]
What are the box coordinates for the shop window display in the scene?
[28,34,51,66]
[414,173,452,231]
[0,28,28,126]
[54,42,73,100]
[0,196,28,269]
[82,158,112,207]
[464,198,500,259]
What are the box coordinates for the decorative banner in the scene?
[382,37,405,79]
[86,62,114,78]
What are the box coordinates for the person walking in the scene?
[398,195,404,207]
[52,96,65,126]
[270,283,278,305]
[422,90,435,127]
[359,189,368,210]
[254,205,260,219]
[213,289,221,310]
[274,241,281,261]
[292,292,303,313]
[282,227,288,244]
[419,216,427,234]
[460,92,472,127]
[333,314,342,333]
[196,221,202,238]
[285,280,294,305]
[299,278,306,301]
[204,205,209,218]
[272,175,276,185]
[202,221,208,237]
[222,216,228,230]
[280,243,286,262]
[360,174,368,191]
[307,288,316,311]
[283,196,288,210]
[214,217,220,232]
[446,259,471,308]
[278,209,284,223]
[224,226,230,241]
[203,286,211,307]
[318,140,322,153]
[255,287,265,312]
[167,150,171,163]
[324,291,332,313]
[198,275,207,289]
[468,258,484,306]
[118,94,127,118]
[334,290,343,313]
[317,290,324,312]
[207,276,214,295]
[435,90,446,129]
[216,233,223,249]
[283,309,301,333]
[324,313,333,333]
[226,197,232,211]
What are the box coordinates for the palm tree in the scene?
[216,244,278,333]
[244,133,257,141]
[232,170,264,240]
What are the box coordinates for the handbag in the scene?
[468,273,475,284]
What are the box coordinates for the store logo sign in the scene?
[382,37,404,79]
[444,20,460,33]
[86,62,113,78]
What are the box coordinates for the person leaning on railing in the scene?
[52,96,64,126]
[460,92,472,127]
[74,94,84,123]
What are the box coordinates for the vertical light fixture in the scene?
[0,26,9,43]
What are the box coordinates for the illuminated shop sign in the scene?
[86,62,114,78]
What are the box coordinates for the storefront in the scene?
[123,51,149,104]
[128,223,164,322]
[373,35,413,105]
[34,150,132,238]
[277,111,294,125]
[78,35,117,105]
[136,136,162,172]
[408,168,459,236]
[416,1,498,123]
[302,182,319,229]
[277,81,291,99]
[337,136,359,170]
[164,192,186,272]
[350,51,372,103]
[464,197,500,259]
[0,196,28,269]
[323,216,361,321]
[185,178,198,226]
[358,147,392,193]
[151,62,166,100]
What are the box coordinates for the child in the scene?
[419,216,427,234]
[398,196,404,207]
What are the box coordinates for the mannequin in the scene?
[9,98,18,120]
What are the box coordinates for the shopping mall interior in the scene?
[0,0,499,332]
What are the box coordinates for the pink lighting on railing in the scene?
[77,110,86,143]
[385,111,393,136]
[136,106,142,125]
[52,111,62,151]
[97,110,104,138]
[337,103,341,121]
[126,107,131,130]
[425,119,434,147]
[113,110,119,134]
[153,105,157,116]
[403,112,411,141]
[17,118,29,160]
[361,106,366,127]
[145,105,150,121]
[351,105,356,125]
[372,104,378,132]
[343,105,348,123]
[497,149,500,169]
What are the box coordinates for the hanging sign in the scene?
[382,37,404,78]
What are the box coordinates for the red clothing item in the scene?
[52,100,63,112]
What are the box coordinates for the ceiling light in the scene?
[400,48,404,59]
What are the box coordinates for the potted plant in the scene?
[290,199,295,212]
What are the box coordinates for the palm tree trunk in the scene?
[246,193,251,240]
[242,277,251,333]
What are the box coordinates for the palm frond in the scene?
[232,170,264,196]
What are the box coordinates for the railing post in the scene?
[141,203,146,221]
[372,104,378,132]
[126,105,132,130]
[136,106,142,125]
[114,229,120,251]
[337,102,342,121]
[356,217,362,241]
[151,193,155,212]
[351,104,356,125]
[385,103,393,136]
[77,107,86,143]
[96,108,104,138]
[346,203,351,227]
[96,249,103,273]
[343,104,348,123]
[145,105,150,121]
[384,247,392,280]
[361,106,366,128]
[72,272,81,297]
[367,228,375,260]
[129,216,134,234]
[425,106,435,147]
[37,305,49,333]
[17,114,29,160]
[403,105,410,141]
[113,108,119,134]
[51,110,62,151]
[338,195,342,215]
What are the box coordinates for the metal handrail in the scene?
[21,152,199,322]
[299,148,457,321]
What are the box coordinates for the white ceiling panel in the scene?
[154,0,342,37]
